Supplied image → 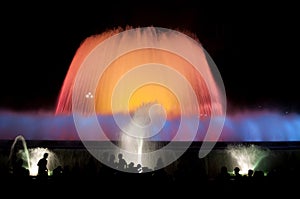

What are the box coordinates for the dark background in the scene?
[0,1,299,113]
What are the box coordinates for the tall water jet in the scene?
[8,135,31,173]
[118,102,166,167]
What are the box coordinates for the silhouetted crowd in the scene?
[1,151,299,196]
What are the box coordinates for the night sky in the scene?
[1,2,299,114]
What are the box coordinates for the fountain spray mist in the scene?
[8,135,61,176]
[8,135,31,172]
[1,26,300,173]
[56,26,226,170]
[55,26,225,117]
[118,103,166,167]
[226,144,270,174]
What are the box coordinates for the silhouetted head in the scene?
[221,166,228,173]
[109,154,115,161]
[128,162,134,168]
[248,169,254,177]
[234,167,240,174]
[118,153,123,159]
[44,153,49,158]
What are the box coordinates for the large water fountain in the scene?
[0,26,300,175]
[54,26,227,170]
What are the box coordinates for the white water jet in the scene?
[8,135,31,172]
[118,103,165,169]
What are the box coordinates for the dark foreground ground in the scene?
[1,141,299,197]
[1,168,299,198]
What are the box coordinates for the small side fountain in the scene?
[8,135,31,173]
[8,135,60,176]
[226,144,270,175]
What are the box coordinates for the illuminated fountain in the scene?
[8,135,60,176]
[55,27,225,117]
[54,26,226,170]
[8,135,31,173]
[1,26,300,175]
[226,144,270,175]
[118,102,167,166]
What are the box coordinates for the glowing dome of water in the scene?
[55,26,225,118]
[1,26,300,173]
[54,26,226,170]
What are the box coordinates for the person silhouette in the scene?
[108,154,117,169]
[127,162,136,173]
[135,164,143,173]
[233,166,242,181]
[217,166,230,182]
[37,153,49,177]
[116,153,127,171]
[13,158,29,177]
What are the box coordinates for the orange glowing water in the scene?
[55,27,224,118]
